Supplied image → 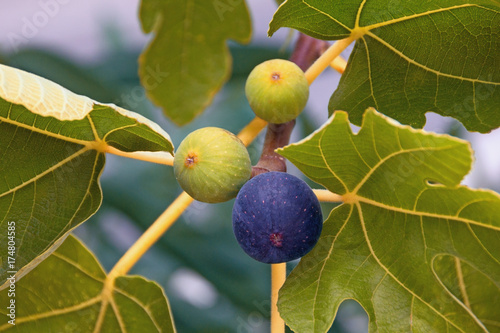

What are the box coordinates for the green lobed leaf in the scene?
[0,64,173,289]
[277,108,500,332]
[269,1,500,133]
[434,256,500,332]
[139,0,252,125]
[0,235,176,332]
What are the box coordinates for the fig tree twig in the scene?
[271,263,287,332]
[252,120,295,177]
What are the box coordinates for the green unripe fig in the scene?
[245,59,309,124]
[173,127,252,203]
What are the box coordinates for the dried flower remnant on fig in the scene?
[184,152,198,168]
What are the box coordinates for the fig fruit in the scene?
[245,59,309,124]
[232,172,322,263]
[174,127,252,203]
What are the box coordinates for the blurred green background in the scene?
[2,1,498,332]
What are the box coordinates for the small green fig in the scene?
[245,59,309,124]
[173,127,252,203]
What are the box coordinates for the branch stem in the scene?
[271,263,286,333]
[252,121,295,177]
[305,36,355,84]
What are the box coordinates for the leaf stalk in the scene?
[108,192,194,280]
[313,189,344,202]
[105,146,175,165]
[271,263,287,333]
[305,36,355,84]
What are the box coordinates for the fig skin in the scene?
[174,127,252,203]
[245,59,309,124]
[232,172,323,263]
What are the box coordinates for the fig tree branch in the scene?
[252,120,295,177]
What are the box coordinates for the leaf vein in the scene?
[358,196,500,232]
[0,112,92,147]
[357,202,468,333]
[318,130,348,193]
[114,286,162,332]
[0,295,101,329]
[311,205,353,331]
[301,0,351,31]
[365,31,500,85]
[0,147,91,199]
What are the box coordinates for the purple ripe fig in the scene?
[174,127,252,203]
[245,59,309,124]
[232,172,323,263]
